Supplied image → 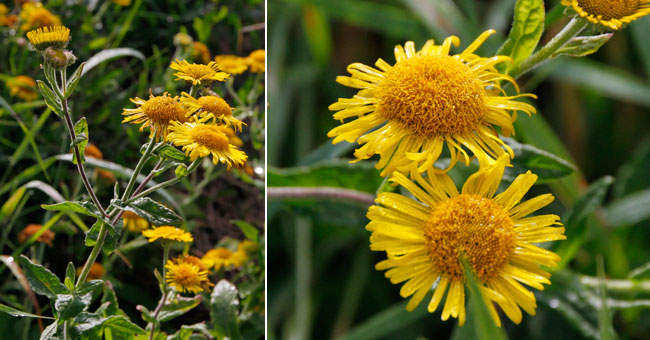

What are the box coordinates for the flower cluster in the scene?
[330,31,566,326]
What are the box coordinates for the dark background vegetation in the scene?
[268,0,650,339]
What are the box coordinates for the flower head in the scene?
[246,49,265,73]
[170,59,229,86]
[142,226,193,243]
[181,93,244,131]
[122,210,149,232]
[26,25,69,51]
[202,247,244,271]
[214,55,249,75]
[76,263,105,281]
[17,224,55,247]
[192,42,211,64]
[20,2,60,31]
[368,154,565,325]
[167,121,247,169]
[328,30,536,177]
[562,0,650,30]
[7,75,37,101]
[165,256,210,294]
[122,92,189,139]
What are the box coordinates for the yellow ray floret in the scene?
[367,154,565,326]
[167,121,247,169]
[215,54,249,75]
[165,256,210,294]
[122,92,189,140]
[181,92,245,131]
[328,30,536,177]
[142,226,193,243]
[562,0,650,30]
[26,25,70,51]
[20,3,60,31]
[246,49,265,73]
[170,59,229,85]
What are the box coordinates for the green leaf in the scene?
[85,221,123,255]
[231,219,259,242]
[40,322,58,340]
[552,33,613,58]
[502,137,576,183]
[101,281,122,317]
[0,187,27,223]
[603,188,650,226]
[19,255,68,299]
[65,62,85,98]
[0,303,54,319]
[158,145,189,162]
[498,0,545,73]
[269,160,383,193]
[81,48,146,77]
[55,294,89,320]
[65,262,76,290]
[42,201,101,219]
[554,176,614,269]
[121,197,183,226]
[0,156,57,196]
[210,280,242,340]
[74,312,146,336]
[72,117,89,165]
[597,258,618,340]
[158,294,202,323]
[36,80,63,118]
[461,258,508,340]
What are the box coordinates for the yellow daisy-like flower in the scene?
[192,42,211,64]
[166,121,247,169]
[122,92,189,139]
[170,59,229,86]
[142,226,193,243]
[165,256,210,294]
[202,247,243,271]
[7,75,38,101]
[368,154,565,326]
[181,93,245,131]
[214,55,249,75]
[328,30,536,177]
[122,210,150,232]
[561,0,650,30]
[20,2,61,31]
[26,25,70,51]
[246,49,265,73]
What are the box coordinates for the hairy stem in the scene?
[268,186,375,206]
[124,158,202,205]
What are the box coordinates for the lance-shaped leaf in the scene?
[36,80,63,118]
[72,117,88,165]
[119,197,183,226]
[158,294,203,323]
[65,62,85,98]
[0,303,54,319]
[497,0,545,73]
[85,220,124,255]
[158,145,189,163]
[210,280,242,340]
[503,137,576,183]
[19,255,68,299]
[553,34,613,58]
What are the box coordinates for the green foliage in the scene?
[210,280,243,340]
[71,117,88,165]
[498,0,545,73]
[120,197,183,226]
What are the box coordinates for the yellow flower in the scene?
[368,154,565,326]
[122,92,189,140]
[246,49,265,73]
[165,256,210,294]
[181,93,244,131]
[219,125,244,147]
[328,30,536,177]
[238,239,257,253]
[202,247,243,271]
[142,226,193,243]
[170,59,229,86]
[26,25,69,51]
[7,75,38,101]
[122,210,149,232]
[192,42,211,64]
[111,0,132,6]
[562,0,650,30]
[214,54,249,75]
[20,2,61,31]
[166,121,247,169]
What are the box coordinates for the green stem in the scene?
[510,17,588,79]
[121,135,157,202]
[124,159,202,205]
[189,85,199,97]
[148,242,170,340]
[225,78,244,106]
